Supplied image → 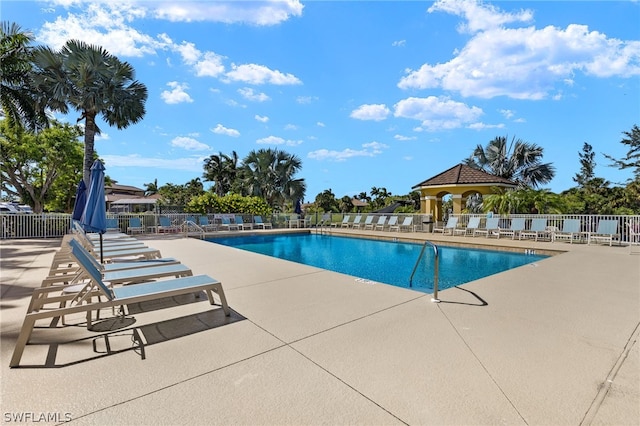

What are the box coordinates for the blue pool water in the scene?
[208,233,548,293]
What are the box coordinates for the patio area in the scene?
[1,230,638,425]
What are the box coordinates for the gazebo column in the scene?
[422,195,439,222]
[452,194,463,216]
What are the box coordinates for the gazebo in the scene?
[412,163,517,222]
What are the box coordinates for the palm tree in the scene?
[185,177,204,198]
[203,151,238,196]
[31,40,147,185]
[0,22,48,131]
[143,178,158,196]
[315,189,338,212]
[240,148,306,211]
[465,136,555,188]
[481,188,522,215]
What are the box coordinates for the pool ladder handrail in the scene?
[182,220,205,239]
[409,240,441,303]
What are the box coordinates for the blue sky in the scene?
[5,0,640,202]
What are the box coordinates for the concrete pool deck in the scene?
[1,230,638,425]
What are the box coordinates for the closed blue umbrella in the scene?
[71,180,87,221]
[81,160,107,263]
[294,199,302,215]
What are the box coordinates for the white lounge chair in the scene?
[127,217,145,234]
[373,215,388,231]
[473,217,500,238]
[497,218,526,239]
[235,215,253,230]
[454,217,481,236]
[219,216,239,231]
[384,216,399,231]
[519,218,551,241]
[158,216,179,233]
[553,219,585,243]
[395,216,414,232]
[10,242,230,367]
[333,215,350,227]
[349,215,362,228]
[433,217,458,235]
[355,216,373,230]
[198,216,218,232]
[253,216,273,229]
[587,220,619,246]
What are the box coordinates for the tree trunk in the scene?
[83,112,97,186]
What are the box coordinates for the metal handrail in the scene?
[182,220,204,239]
[409,240,441,303]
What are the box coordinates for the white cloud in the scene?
[392,40,406,47]
[94,132,110,141]
[238,87,271,102]
[37,2,165,57]
[394,96,483,131]
[400,0,640,100]
[499,109,515,119]
[255,115,269,123]
[308,141,389,162]
[350,104,391,121]
[394,134,417,141]
[256,135,302,146]
[101,153,206,171]
[211,124,241,137]
[174,41,200,64]
[170,136,210,151]
[151,0,304,25]
[428,0,533,33]
[467,122,505,130]
[160,81,193,104]
[317,122,326,127]
[193,52,226,77]
[284,124,298,131]
[296,96,318,104]
[225,64,302,85]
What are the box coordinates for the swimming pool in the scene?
[208,233,548,293]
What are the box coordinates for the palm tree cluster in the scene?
[0,22,48,131]
[202,148,305,212]
[1,21,148,186]
[465,135,555,189]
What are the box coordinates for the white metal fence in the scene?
[2,212,639,244]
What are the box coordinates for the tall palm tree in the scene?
[31,40,148,185]
[0,22,48,131]
[203,151,238,196]
[240,148,305,211]
[465,136,555,189]
[143,178,158,196]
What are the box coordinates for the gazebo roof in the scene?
[412,163,517,188]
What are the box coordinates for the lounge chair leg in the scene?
[10,315,37,368]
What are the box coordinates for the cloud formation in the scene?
[308,141,389,162]
[211,124,241,137]
[398,0,640,99]
[170,136,210,151]
[350,104,391,121]
[161,81,193,104]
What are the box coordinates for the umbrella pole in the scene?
[100,233,104,264]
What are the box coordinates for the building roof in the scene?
[106,183,145,195]
[111,198,157,205]
[412,163,517,188]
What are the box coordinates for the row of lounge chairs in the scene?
[10,223,231,367]
[323,215,419,232]
[323,214,413,232]
[432,217,623,246]
[121,215,273,234]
